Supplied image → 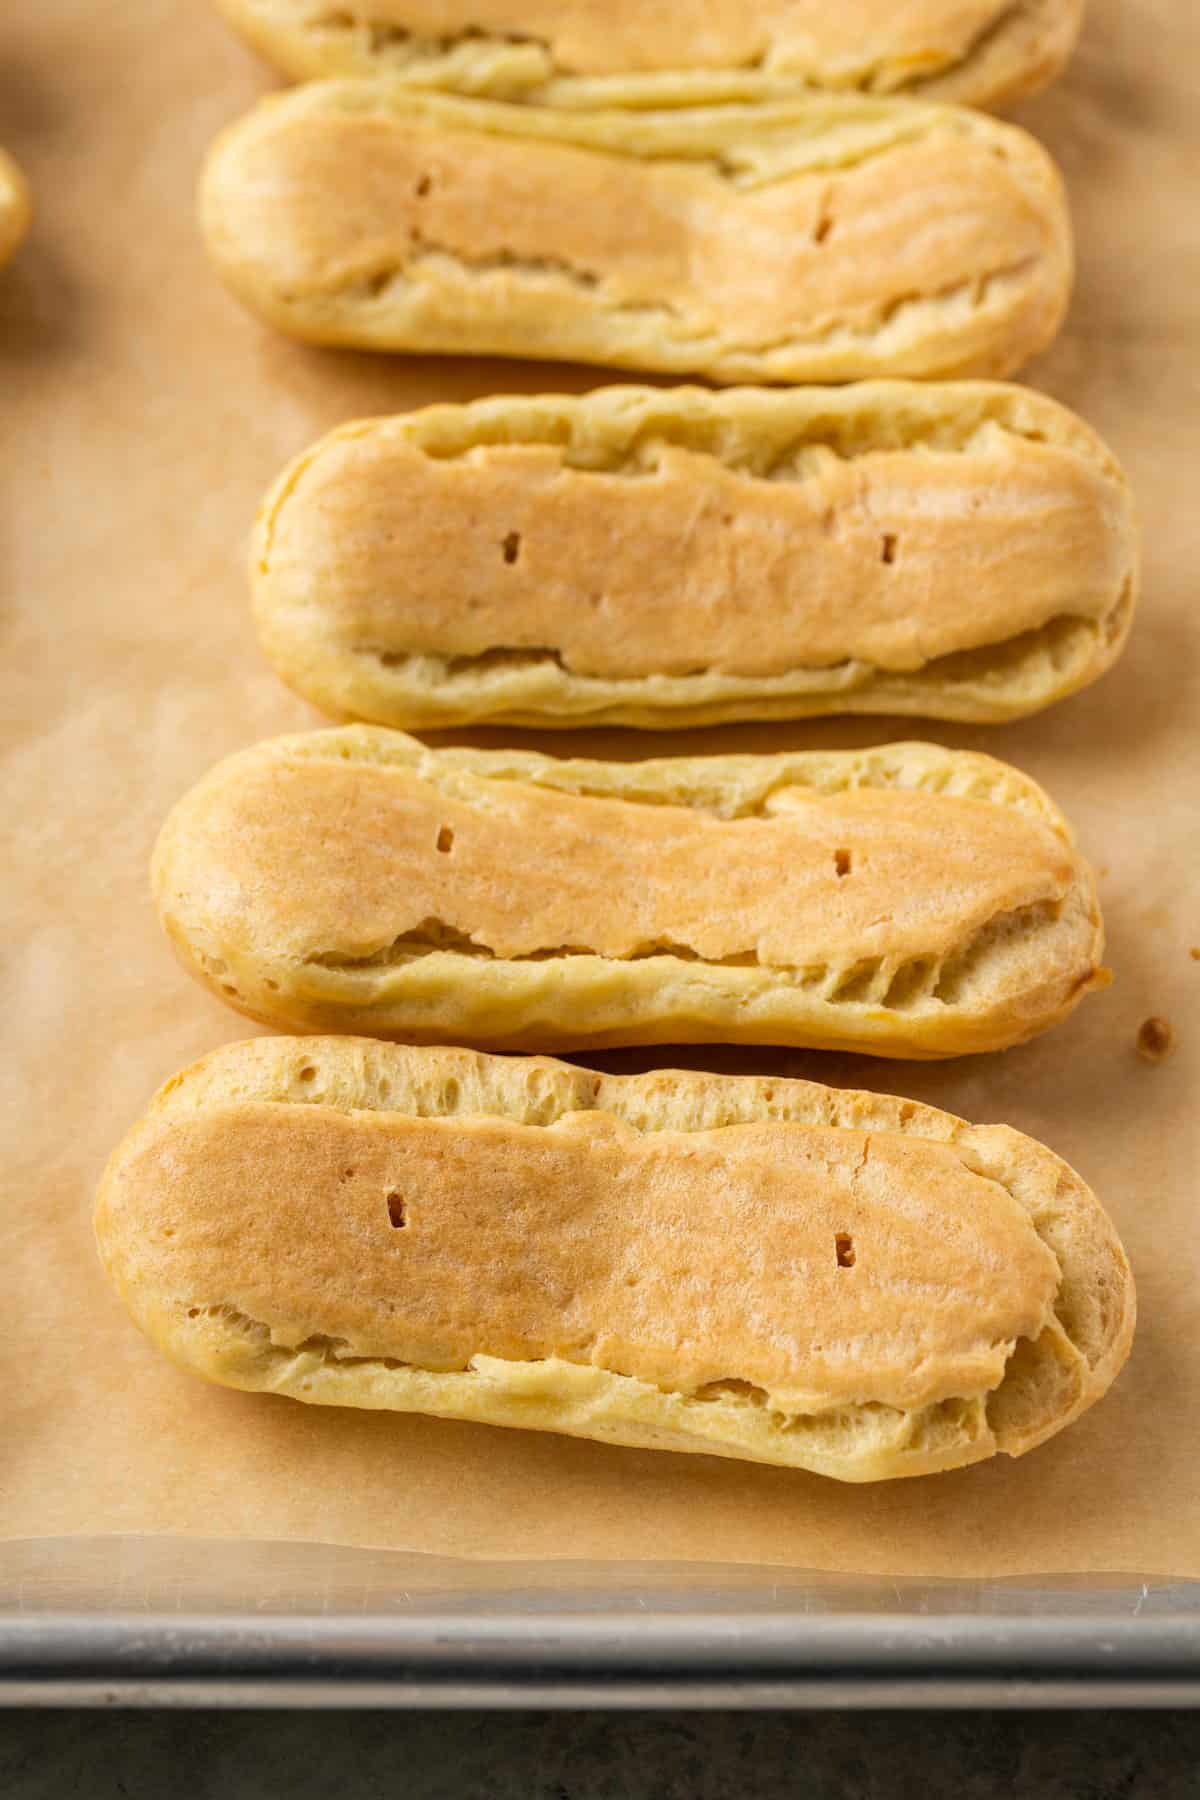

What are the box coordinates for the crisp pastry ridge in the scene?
[199,83,1073,382]
[95,1034,1135,1482]
[152,727,1108,1057]
[214,0,1085,111]
[253,382,1137,730]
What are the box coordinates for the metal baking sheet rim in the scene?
[2,1539,1197,1707]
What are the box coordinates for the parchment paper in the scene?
[2,0,1197,1578]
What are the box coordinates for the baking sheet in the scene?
[2,0,1197,1579]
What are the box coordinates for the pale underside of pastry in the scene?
[96,1036,1135,1482]
[153,728,1107,1057]
[214,0,1085,112]
[0,148,30,268]
[200,84,1072,382]
[254,383,1138,730]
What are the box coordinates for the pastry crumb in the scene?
[1190,947,1200,961]
[1136,1016,1175,1063]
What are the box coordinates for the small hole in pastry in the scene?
[880,534,898,565]
[415,174,432,197]
[341,1167,355,1182]
[501,531,521,564]
[834,848,851,878]
[813,213,833,244]
[1136,1016,1175,1063]
[836,1233,856,1268]
[221,984,238,997]
[436,826,454,853]
[387,1192,408,1229]
[298,1065,316,1083]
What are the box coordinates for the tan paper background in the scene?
[2,0,1197,1578]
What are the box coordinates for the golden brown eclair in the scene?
[199,84,1073,382]
[152,728,1108,1057]
[96,1035,1135,1482]
[214,0,1086,112]
[0,148,30,268]
[254,383,1137,731]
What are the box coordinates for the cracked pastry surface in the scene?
[214,0,1085,111]
[95,1036,1135,1481]
[199,84,1072,381]
[152,727,1107,1056]
[254,383,1138,730]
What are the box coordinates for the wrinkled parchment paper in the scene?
[2,0,1197,1578]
